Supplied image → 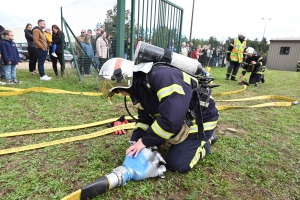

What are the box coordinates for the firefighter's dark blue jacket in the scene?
[130,65,219,147]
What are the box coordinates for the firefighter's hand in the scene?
[251,61,256,65]
[239,74,243,79]
[113,119,128,134]
[126,138,146,158]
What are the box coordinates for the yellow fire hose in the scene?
[0,85,298,199]
[0,86,298,156]
[0,86,103,96]
[0,123,135,156]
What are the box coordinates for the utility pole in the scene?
[189,0,195,43]
[261,18,272,54]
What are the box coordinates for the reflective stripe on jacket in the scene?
[230,39,246,63]
[130,66,219,147]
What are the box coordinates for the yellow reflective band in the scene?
[258,57,263,61]
[191,76,199,86]
[151,120,174,139]
[189,141,206,168]
[189,125,198,133]
[182,72,198,86]
[157,84,185,102]
[182,72,191,85]
[204,121,218,130]
[189,121,218,133]
[138,105,144,110]
[154,113,162,117]
[136,122,149,131]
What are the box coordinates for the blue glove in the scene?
[122,147,166,182]
[201,68,207,76]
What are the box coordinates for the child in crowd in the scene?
[0,30,22,84]
[44,27,57,57]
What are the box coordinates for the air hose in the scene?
[124,96,138,121]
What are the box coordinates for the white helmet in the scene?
[238,32,246,38]
[98,58,134,98]
[246,47,255,54]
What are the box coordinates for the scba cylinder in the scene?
[133,41,203,75]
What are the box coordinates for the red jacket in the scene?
[190,50,198,60]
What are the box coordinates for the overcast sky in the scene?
[1,0,299,42]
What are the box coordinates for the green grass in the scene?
[0,66,299,200]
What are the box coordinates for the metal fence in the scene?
[61,0,183,82]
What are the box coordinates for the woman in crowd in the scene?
[200,45,208,67]
[50,25,65,77]
[96,31,108,70]
[24,23,37,74]
[106,34,113,59]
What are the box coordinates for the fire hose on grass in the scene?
[0,86,298,199]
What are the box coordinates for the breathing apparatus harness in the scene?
[124,48,220,138]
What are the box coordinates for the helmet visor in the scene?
[98,58,134,98]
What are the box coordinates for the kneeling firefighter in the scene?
[239,47,266,87]
[101,41,219,173]
[62,42,219,200]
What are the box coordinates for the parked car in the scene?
[46,50,76,62]
[16,43,29,60]
[19,53,26,62]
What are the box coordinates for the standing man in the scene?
[211,47,218,67]
[0,24,6,84]
[180,42,188,57]
[188,41,194,57]
[76,29,86,74]
[87,29,93,36]
[33,19,52,80]
[124,37,131,59]
[218,46,225,67]
[206,46,211,67]
[225,32,247,81]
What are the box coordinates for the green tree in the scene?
[208,36,221,48]
[104,4,131,39]
[260,37,269,54]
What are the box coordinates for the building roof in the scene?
[270,37,300,42]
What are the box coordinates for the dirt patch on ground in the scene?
[215,123,246,138]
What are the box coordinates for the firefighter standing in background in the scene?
[239,47,265,87]
[297,61,300,72]
[226,32,247,81]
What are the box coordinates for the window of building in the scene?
[280,47,290,55]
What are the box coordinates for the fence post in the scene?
[61,7,65,71]
[62,17,82,83]
[130,0,135,61]
[116,0,125,58]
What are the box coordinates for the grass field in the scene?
[0,66,299,200]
